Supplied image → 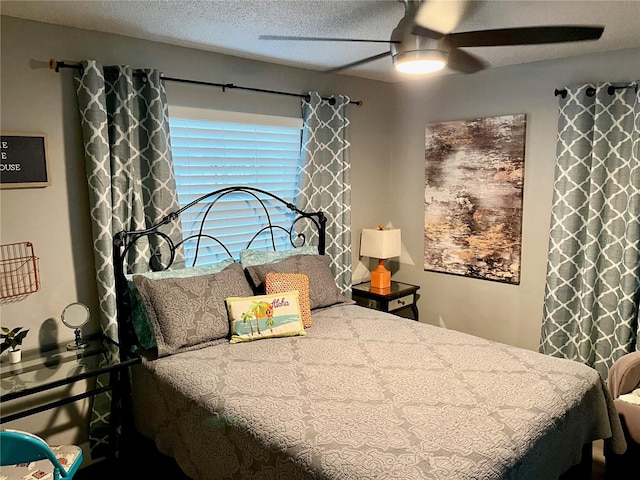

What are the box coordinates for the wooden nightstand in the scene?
[351,281,420,321]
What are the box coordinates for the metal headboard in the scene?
[112,186,326,354]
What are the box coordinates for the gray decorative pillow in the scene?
[245,254,346,310]
[125,258,235,350]
[133,262,253,357]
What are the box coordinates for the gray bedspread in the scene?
[132,304,624,479]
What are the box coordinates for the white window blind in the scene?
[169,107,303,266]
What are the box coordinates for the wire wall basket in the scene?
[1,242,40,299]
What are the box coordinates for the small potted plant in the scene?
[1,326,29,364]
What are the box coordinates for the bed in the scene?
[113,186,625,480]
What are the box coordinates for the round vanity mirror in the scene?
[61,303,90,329]
[61,303,90,350]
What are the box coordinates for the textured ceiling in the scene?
[2,0,639,83]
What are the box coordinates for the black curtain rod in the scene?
[49,59,363,106]
[554,83,638,99]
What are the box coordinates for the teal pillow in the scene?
[126,281,157,349]
[239,245,318,269]
[127,259,235,281]
[126,258,235,349]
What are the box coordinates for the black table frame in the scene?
[351,281,420,321]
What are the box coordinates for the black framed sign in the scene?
[0,132,50,189]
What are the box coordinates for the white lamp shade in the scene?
[360,228,401,259]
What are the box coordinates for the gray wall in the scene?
[0,15,393,452]
[389,47,640,351]
[2,12,639,461]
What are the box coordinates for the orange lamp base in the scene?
[370,259,391,289]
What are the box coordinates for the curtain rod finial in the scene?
[554,88,567,99]
[49,59,58,71]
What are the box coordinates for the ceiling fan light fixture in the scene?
[393,49,448,74]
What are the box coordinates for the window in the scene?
[168,107,303,266]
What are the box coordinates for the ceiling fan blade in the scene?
[325,51,391,73]
[448,26,604,48]
[414,0,469,35]
[411,25,445,40]
[259,35,397,44]
[447,48,485,74]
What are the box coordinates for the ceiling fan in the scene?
[259,0,604,75]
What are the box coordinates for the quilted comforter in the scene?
[131,304,624,479]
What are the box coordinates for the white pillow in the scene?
[619,388,640,405]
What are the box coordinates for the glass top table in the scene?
[0,335,140,423]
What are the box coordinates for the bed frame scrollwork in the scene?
[112,186,326,354]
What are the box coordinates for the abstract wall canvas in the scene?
[424,114,526,284]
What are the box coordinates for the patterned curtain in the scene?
[74,60,183,457]
[540,82,640,380]
[297,92,352,296]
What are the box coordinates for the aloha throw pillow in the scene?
[134,262,254,357]
[126,258,235,349]
[226,291,306,344]
[245,254,347,310]
[239,245,318,268]
[265,272,313,328]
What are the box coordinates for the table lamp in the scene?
[360,225,401,289]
